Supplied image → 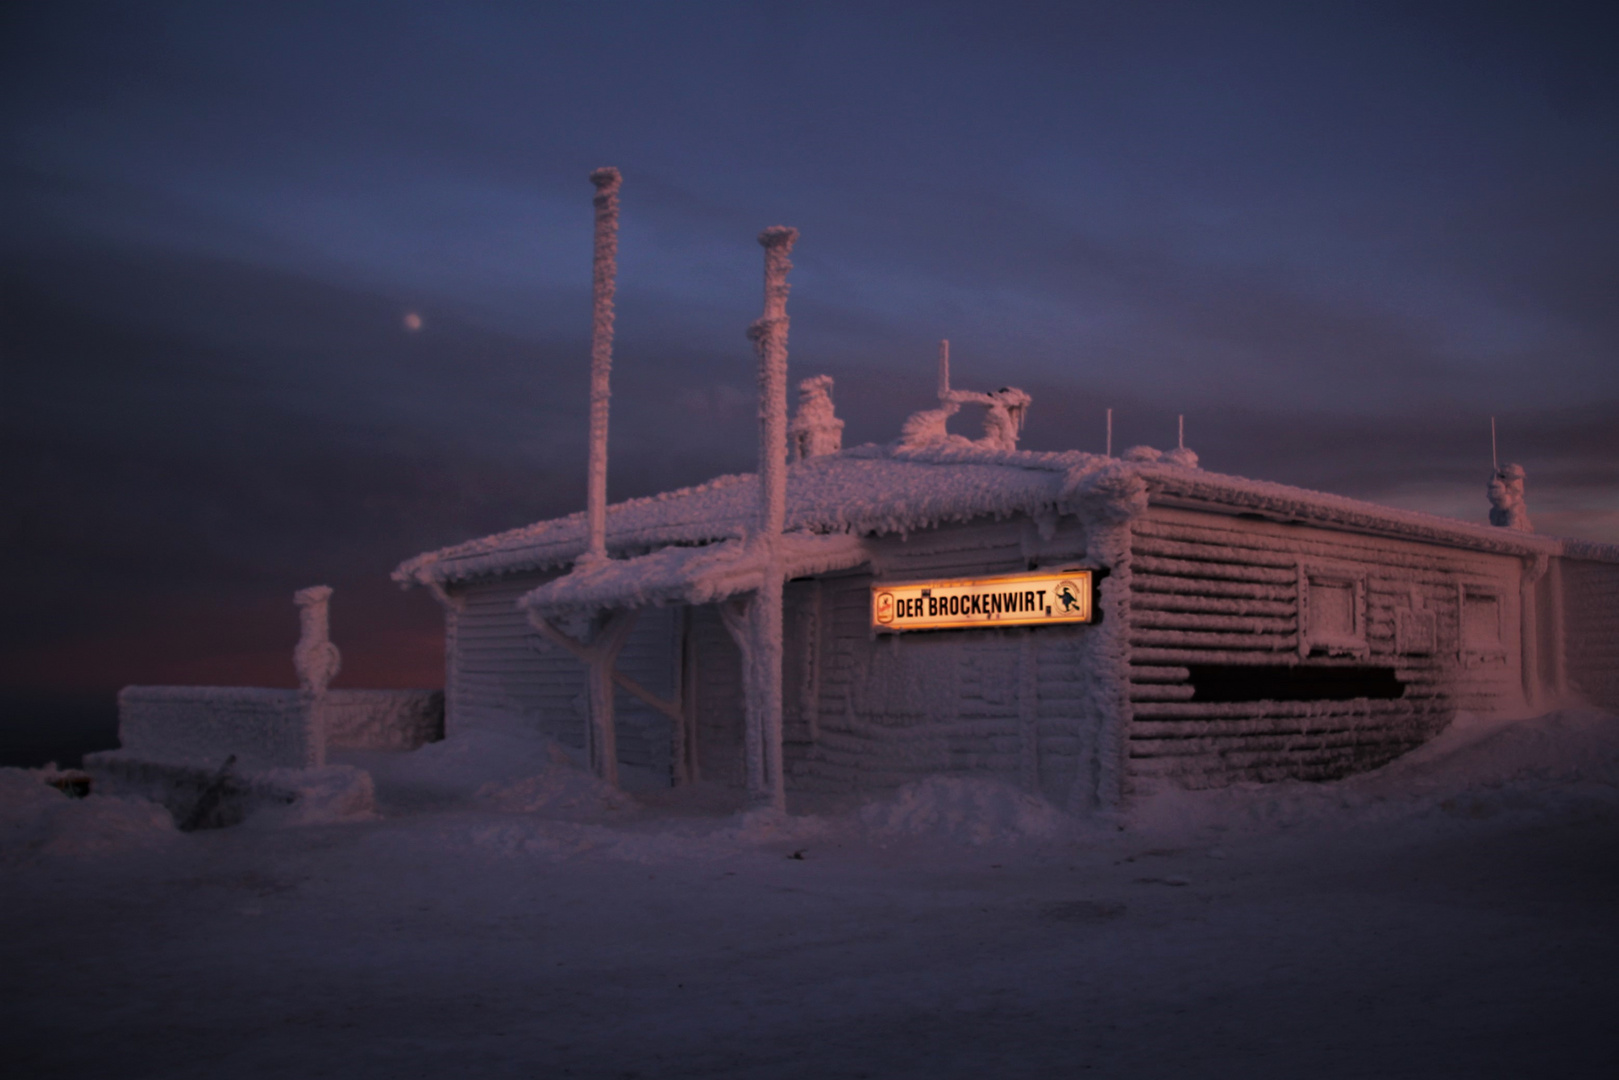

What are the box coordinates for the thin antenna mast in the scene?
[937,339,950,401]
[1178,414,1184,451]
[1106,408,1113,458]
[1490,416,1498,472]
[584,167,621,563]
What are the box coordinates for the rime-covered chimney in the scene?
[789,375,844,461]
[1488,463,1532,532]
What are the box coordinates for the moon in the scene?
[403,312,423,332]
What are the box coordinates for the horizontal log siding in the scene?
[1126,507,1523,789]
[450,574,678,779]
[781,515,1105,807]
[688,604,744,787]
[1562,558,1619,711]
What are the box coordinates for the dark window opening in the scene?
[1187,664,1405,703]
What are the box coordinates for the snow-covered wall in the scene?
[112,686,316,771]
[324,690,445,751]
[447,574,680,784]
[1125,506,1524,790]
[108,686,444,772]
[1561,558,1619,711]
[770,514,1113,811]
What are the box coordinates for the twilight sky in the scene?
[3,1,1616,762]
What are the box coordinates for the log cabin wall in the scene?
[447,573,681,783]
[778,514,1112,809]
[686,603,744,787]
[1560,557,1619,711]
[1126,505,1525,790]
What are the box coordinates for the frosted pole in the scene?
[585,167,622,563]
[753,226,797,543]
[744,224,798,811]
[938,339,950,401]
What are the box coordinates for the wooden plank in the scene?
[1128,629,1297,651]
[1132,593,1296,617]
[1133,609,1296,634]
[1131,555,1297,585]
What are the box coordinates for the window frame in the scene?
[1297,562,1370,659]
[1457,583,1508,667]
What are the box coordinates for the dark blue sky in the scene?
[3,1,1616,759]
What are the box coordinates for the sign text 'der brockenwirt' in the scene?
[871,570,1094,632]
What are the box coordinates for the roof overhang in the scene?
[517,531,869,615]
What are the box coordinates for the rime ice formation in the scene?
[898,341,1029,452]
[1488,463,1532,532]
[398,445,1581,593]
[976,386,1031,451]
[584,166,622,565]
[789,374,844,461]
[1128,444,1200,468]
[737,225,799,811]
[898,399,960,447]
[522,167,629,786]
[293,586,341,696]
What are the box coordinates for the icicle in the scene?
[584,167,621,565]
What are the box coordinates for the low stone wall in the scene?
[107,686,444,772]
[324,690,445,751]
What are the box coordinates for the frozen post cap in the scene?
[1488,462,1532,532]
[294,585,333,607]
[790,374,844,461]
[758,224,798,249]
[293,585,342,696]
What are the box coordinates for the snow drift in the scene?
[1129,706,1619,837]
[0,767,175,860]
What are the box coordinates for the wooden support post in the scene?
[528,607,640,786]
[718,596,764,799]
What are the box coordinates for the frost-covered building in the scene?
[394,430,1619,810]
[394,172,1619,812]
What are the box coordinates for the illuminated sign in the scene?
[872,569,1094,633]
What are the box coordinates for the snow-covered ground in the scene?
[4,709,1617,1078]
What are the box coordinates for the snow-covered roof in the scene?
[518,531,868,613]
[394,442,1605,591]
